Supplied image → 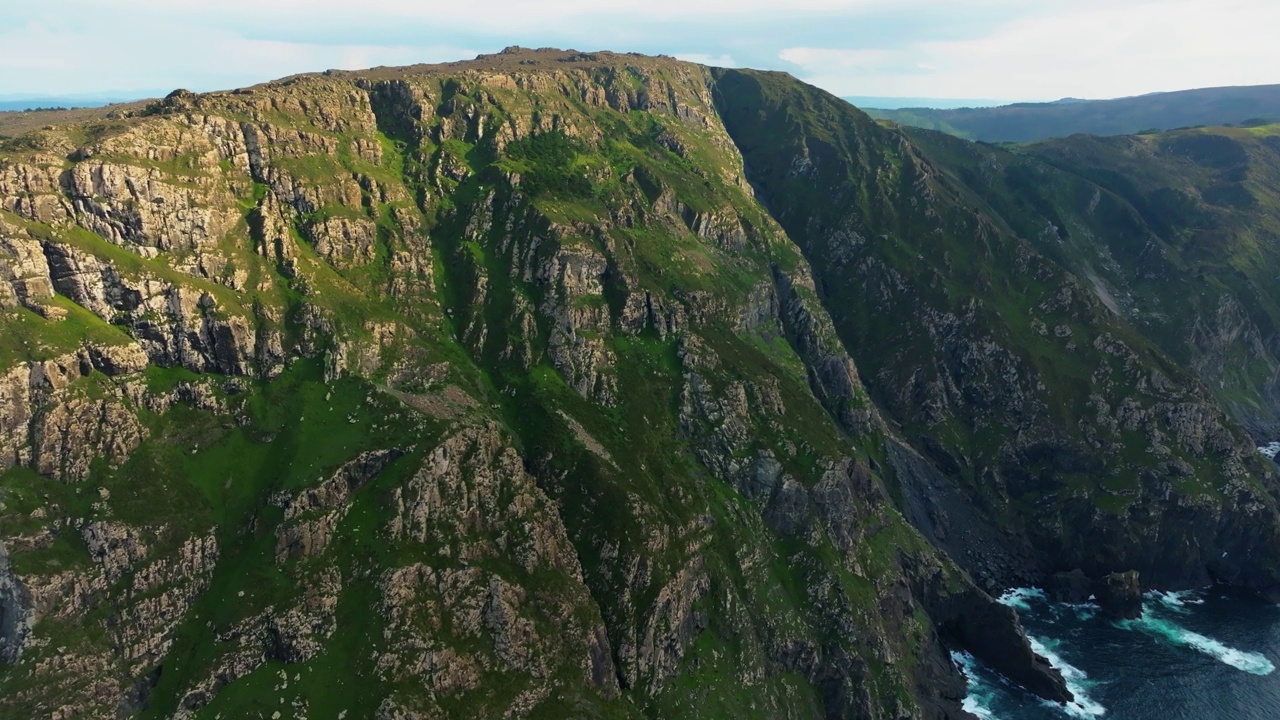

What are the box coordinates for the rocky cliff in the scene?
[1,47,1278,719]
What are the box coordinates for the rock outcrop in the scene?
[1095,570,1143,619]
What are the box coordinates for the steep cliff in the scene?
[0,47,1278,719]
[713,68,1280,598]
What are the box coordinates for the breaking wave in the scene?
[951,650,1000,719]
[1118,606,1275,676]
[1027,636,1107,717]
[999,587,1047,611]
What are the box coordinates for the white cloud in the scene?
[0,18,474,94]
[4,0,1279,100]
[81,0,927,26]
[674,53,739,68]
[779,47,895,71]
[780,0,1280,100]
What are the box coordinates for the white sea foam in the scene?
[1047,600,1100,622]
[1028,636,1107,718]
[1146,589,1204,613]
[1119,608,1275,676]
[1258,441,1280,459]
[1066,603,1100,622]
[998,587,1046,611]
[951,651,999,719]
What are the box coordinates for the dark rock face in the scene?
[1045,569,1093,604]
[0,542,33,665]
[929,588,1072,705]
[1096,571,1144,619]
[712,65,1280,615]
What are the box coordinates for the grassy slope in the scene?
[895,122,1280,436]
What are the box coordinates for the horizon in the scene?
[3,1,1279,102]
[3,48,1279,114]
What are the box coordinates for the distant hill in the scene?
[0,96,139,113]
[841,95,1005,110]
[861,84,1280,142]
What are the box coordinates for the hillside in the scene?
[864,84,1280,142]
[3,47,1280,719]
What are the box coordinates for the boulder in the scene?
[1096,570,1143,619]
[1045,569,1093,604]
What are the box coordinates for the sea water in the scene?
[952,586,1280,718]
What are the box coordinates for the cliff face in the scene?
[0,47,1276,719]
[712,68,1280,597]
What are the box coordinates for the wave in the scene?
[1049,601,1100,623]
[1065,603,1099,622]
[1146,589,1204,614]
[951,651,999,719]
[1028,636,1107,718]
[1001,586,1099,624]
[1119,607,1275,676]
[998,587,1047,611]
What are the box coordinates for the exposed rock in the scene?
[40,239,258,375]
[275,448,404,562]
[0,346,151,480]
[0,541,34,663]
[1044,569,1092,605]
[928,584,1071,704]
[81,521,148,585]
[308,215,378,267]
[1095,570,1143,619]
[0,225,54,311]
[538,245,617,404]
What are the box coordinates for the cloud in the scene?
[0,16,475,95]
[779,48,898,72]
[780,0,1280,99]
[71,0,924,27]
[674,53,739,68]
[2,0,1278,100]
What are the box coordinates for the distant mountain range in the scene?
[841,95,1007,110]
[857,84,1280,142]
[0,96,142,112]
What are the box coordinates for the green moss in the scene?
[0,295,134,368]
[502,131,592,199]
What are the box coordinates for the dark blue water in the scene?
[954,587,1280,719]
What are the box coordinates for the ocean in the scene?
[953,586,1280,719]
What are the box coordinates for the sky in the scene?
[2,0,1279,103]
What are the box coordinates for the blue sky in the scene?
[3,0,1278,101]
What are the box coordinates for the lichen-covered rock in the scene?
[0,224,54,311]
[538,245,617,403]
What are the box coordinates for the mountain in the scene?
[842,96,1006,111]
[0,100,111,113]
[0,92,155,112]
[864,84,1280,142]
[2,47,1280,718]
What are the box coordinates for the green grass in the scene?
[0,295,134,368]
